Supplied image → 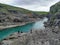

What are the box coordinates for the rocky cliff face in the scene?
[47,1,60,28]
[50,1,60,14]
[0,3,40,26]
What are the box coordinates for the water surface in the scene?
[0,17,48,40]
[0,22,34,40]
[33,17,48,30]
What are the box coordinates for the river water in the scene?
[33,17,48,30]
[0,17,48,40]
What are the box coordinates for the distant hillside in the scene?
[0,3,33,14]
[34,11,48,15]
[0,3,49,15]
[0,3,48,26]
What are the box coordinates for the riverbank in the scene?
[2,33,27,45]
[1,27,60,45]
[0,21,35,30]
[1,19,60,45]
[0,18,40,30]
[0,23,25,30]
[0,17,48,45]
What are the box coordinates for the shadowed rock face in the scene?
[0,6,3,8]
[8,10,18,14]
[10,27,60,45]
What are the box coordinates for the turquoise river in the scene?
[0,17,48,41]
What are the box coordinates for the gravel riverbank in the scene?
[1,27,60,45]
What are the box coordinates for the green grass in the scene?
[34,11,49,15]
[0,3,49,15]
[0,3,33,14]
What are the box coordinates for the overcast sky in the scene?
[0,0,60,12]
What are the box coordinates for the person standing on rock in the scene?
[18,31,20,37]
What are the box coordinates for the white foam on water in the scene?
[33,17,48,30]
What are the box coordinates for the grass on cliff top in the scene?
[0,3,32,14]
[34,11,49,15]
[0,3,49,15]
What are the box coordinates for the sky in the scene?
[0,0,60,12]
